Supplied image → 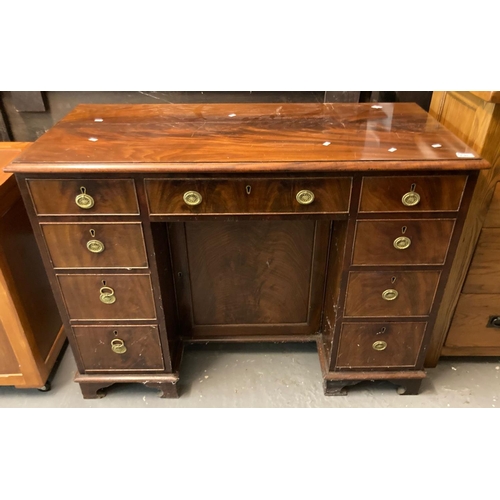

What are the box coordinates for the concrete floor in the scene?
[0,342,499,407]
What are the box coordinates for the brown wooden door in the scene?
[169,220,330,339]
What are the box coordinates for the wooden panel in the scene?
[8,103,486,169]
[41,222,148,269]
[0,320,21,375]
[171,220,329,336]
[74,325,164,371]
[426,92,500,364]
[470,91,500,104]
[359,175,467,213]
[336,322,427,369]
[27,179,139,215]
[483,182,500,227]
[57,274,156,320]
[352,219,455,266]
[445,294,500,348]
[463,229,500,293]
[344,271,441,317]
[0,198,61,360]
[146,177,351,215]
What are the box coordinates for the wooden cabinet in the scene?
[5,103,488,398]
[427,91,500,361]
[0,143,64,391]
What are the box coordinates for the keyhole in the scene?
[246,185,252,195]
[391,276,397,284]
[410,183,416,192]
[80,186,87,194]
[102,280,106,286]
[113,330,118,336]
[402,226,407,234]
[90,229,96,237]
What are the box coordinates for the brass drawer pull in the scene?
[183,190,202,206]
[87,239,105,253]
[372,340,388,351]
[111,338,127,354]
[75,187,95,209]
[382,289,398,301]
[99,286,116,304]
[402,191,420,207]
[393,236,411,250]
[296,189,315,205]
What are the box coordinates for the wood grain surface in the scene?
[57,274,156,321]
[359,175,467,212]
[73,325,164,371]
[445,294,500,348]
[352,219,455,266]
[336,322,427,369]
[344,271,441,317]
[5,103,488,172]
[463,228,500,293]
[27,179,139,215]
[40,222,148,269]
[146,177,351,215]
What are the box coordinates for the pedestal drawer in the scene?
[344,271,440,317]
[41,222,148,269]
[336,322,427,369]
[27,179,139,215]
[57,274,156,320]
[352,219,455,266]
[359,175,467,213]
[74,325,164,372]
[146,177,352,215]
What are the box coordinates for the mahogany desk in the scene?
[5,103,489,398]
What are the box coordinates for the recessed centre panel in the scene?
[169,220,330,338]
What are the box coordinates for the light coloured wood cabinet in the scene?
[0,143,64,390]
[427,91,500,362]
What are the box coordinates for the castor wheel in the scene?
[37,381,51,392]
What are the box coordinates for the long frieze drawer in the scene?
[352,219,455,266]
[145,177,352,215]
[344,271,440,317]
[27,179,139,215]
[73,325,164,372]
[41,222,148,269]
[336,322,427,369]
[445,294,500,348]
[57,274,156,320]
[359,175,467,212]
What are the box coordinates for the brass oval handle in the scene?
[402,191,420,207]
[372,340,388,351]
[183,190,202,206]
[75,187,95,209]
[296,190,315,205]
[393,236,411,250]
[87,239,105,253]
[382,289,398,301]
[99,286,116,304]
[111,338,127,354]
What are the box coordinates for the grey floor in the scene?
[0,342,499,407]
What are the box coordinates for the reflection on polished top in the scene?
[7,103,488,172]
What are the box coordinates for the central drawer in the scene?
[344,270,441,317]
[352,219,455,265]
[57,274,156,320]
[41,222,148,269]
[145,177,352,215]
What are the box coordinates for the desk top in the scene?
[6,103,489,173]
